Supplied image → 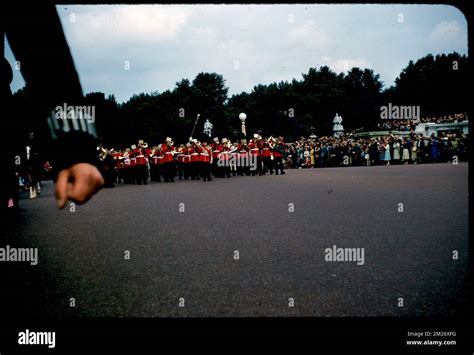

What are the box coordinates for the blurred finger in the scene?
[68,170,91,204]
[55,169,69,209]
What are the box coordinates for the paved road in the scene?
[4,163,469,317]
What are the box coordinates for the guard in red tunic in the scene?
[261,137,274,174]
[129,144,138,184]
[199,140,212,181]
[238,141,250,176]
[149,145,162,182]
[161,137,176,182]
[189,139,200,180]
[135,141,149,185]
[229,142,239,176]
[121,148,131,184]
[182,143,192,180]
[210,137,222,178]
[272,137,286,175]
[112,150,125,183]
[248,134,263,176]
[176,144,186,180]
[218,138,231,178]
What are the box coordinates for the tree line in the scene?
[13,52,469,147]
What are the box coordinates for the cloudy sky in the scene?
[5,4,468,103]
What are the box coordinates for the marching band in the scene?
[98,134,286,187]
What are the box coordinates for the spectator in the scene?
[393,139,401,164]
[383,140,391,166]
[402,139,411,165]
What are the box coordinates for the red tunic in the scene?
[272,143,285,158]
[129,150,137,167]
[135,148,147,165]
[210,143,223,159]
[248,142,261,157]
[261,142,271,157]
[200,146,211,163]
[161,144,175,163]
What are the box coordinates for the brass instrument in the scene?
[268,136,276,149]
[98,144,108,161]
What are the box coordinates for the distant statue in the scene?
[203,119,213,137]
[333,113,345,137]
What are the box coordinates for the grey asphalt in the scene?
[6,162,469,317]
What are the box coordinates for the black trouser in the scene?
[216,162,230,178]
[177,162,184,179]
[129,166,137,184]
[150,164,162,182]
[135,164,148,185]
[190,162,199,180]
[101,166,115,188]
[262,157,273,174]
[223,164,231,178]
[251,156,263,176]
[116,168,125,183]
[163,162,175,182]
[274,156,284,174]
[236,164,244,176]
[212,160,220,177]
[201,162,212,181]
[123,167,131,183]
[183,163,190,179]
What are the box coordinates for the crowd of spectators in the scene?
[377,112,467,131]
[284,131,469,169]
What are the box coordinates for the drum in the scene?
[219,152,230,161]
[250,148,260,156]
[164,152,174,163]
[200,153,210,163]
[136,155,147,165]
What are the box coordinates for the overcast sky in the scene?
[5,4,468,103]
